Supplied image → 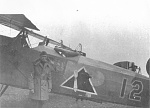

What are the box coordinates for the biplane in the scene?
[0,14,149,108]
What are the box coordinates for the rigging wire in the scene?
[26,32,32,48]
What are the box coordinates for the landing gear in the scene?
[0,84,8,97]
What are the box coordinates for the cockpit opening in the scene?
[114,61,141,74]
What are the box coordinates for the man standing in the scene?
[29,51,55,108]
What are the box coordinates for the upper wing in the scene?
[0,14,69,48]
[0,14,39,31]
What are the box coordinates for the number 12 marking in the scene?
[120,79,143,101]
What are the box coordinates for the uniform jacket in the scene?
[29,58,55,100]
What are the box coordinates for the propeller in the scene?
[146,58,150,76]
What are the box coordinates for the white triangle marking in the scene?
[60,67,97,95]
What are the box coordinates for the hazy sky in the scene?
[0,0,150,76]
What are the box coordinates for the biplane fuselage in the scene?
[0,35,149,108]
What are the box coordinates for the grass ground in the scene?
[0,87,137,108]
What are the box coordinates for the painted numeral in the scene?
[129,80,143,101]
[120,78,127,98]
[120,79,143,101]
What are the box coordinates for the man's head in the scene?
[40,51,48,62]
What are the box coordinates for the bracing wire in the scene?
[27,35,32,48]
